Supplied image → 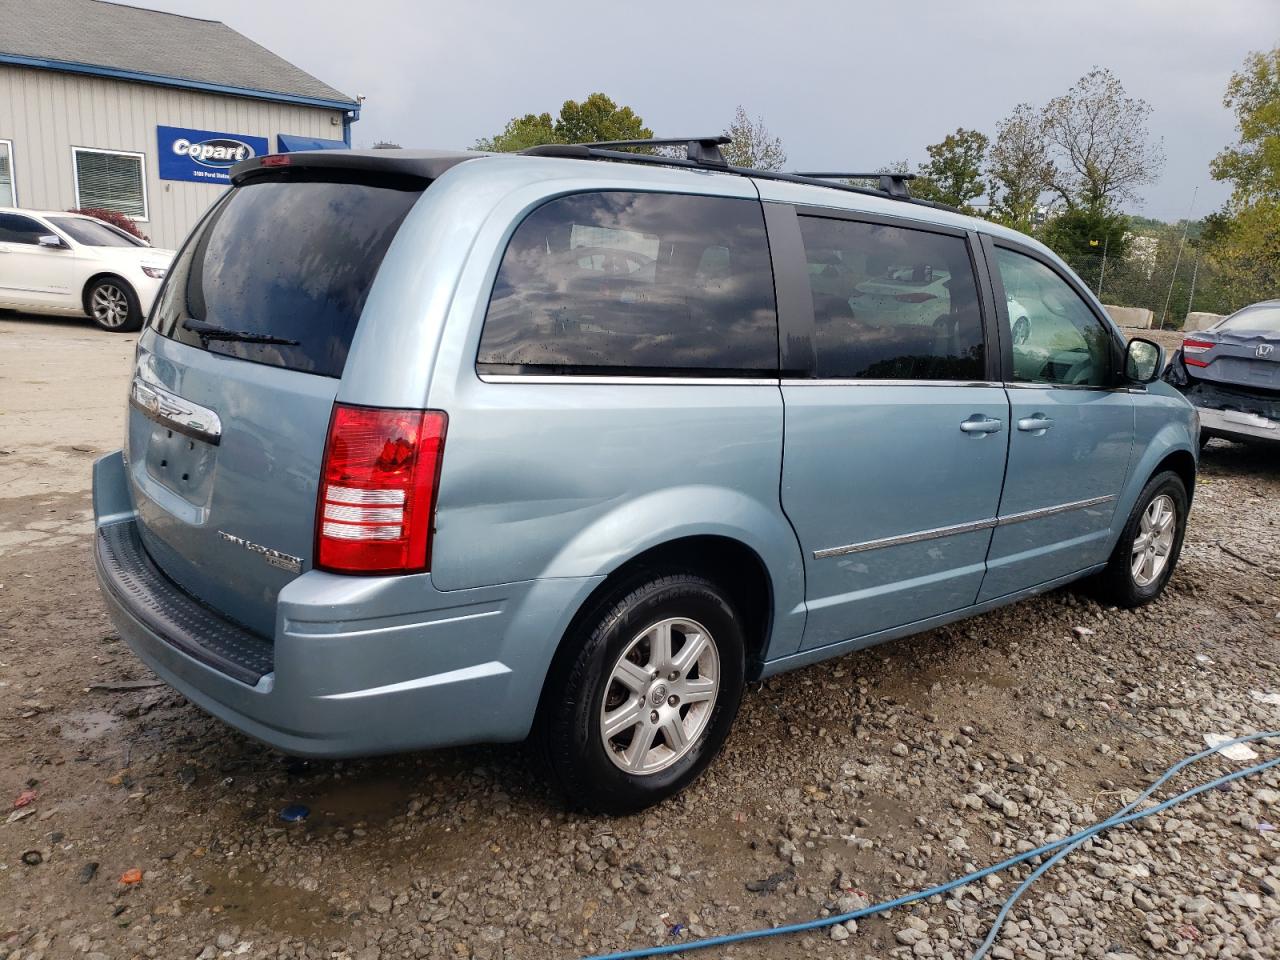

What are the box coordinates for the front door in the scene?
[771,205,1010,651]
[978,241,1134,601]
[0,212,75,309]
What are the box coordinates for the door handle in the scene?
[1017,415,1055,434]
[960,415,1003,435]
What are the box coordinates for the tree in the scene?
[912,128,988,210]
[473,94,652,152]
[987,103,1053,231]
[1204,47,1280,307]
[721,106,787,171]
[1210,47,1280,203]
[1041,67,1164,213]
[1039,207,1131,291]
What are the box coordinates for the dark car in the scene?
[1167,300,1280,448]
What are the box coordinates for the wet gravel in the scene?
[1,325,1278,960]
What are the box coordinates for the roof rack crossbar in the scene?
[581,135,731,167]
[794,171,918,199]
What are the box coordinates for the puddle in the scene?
[198,866,345,938]
[302,775,417,828]
[56,709,121,743]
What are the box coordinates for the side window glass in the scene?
[796,216,985,380]
[993,247,1113,387]
[478,191,778,375]
[0,214,46,245]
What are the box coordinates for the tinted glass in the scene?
[797,216,985,380]
[50,217,142,247]
[150,177,422,378]
[0,213,46,245]
[994,247,1112,387]
[478,191,777,375]
[1219,305,1280,334]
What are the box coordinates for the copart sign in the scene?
[157,126,269,184]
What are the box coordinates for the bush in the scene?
[66,207,149,243]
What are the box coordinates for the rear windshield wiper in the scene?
[182,318,300,346]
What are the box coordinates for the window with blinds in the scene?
[0,141,13,207]
[73,148,146,219]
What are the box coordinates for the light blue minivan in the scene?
[93,138,1197,812]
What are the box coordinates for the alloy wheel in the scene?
[1131,493,1176,587]
[599,617,720,775]
[91,283,130,328]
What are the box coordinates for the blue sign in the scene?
[157,125,269,184]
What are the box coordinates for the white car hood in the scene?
[84,245,176,270]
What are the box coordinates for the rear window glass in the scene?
[150,177,422,378]
[477,191,777,376]
[797,216,985,381]
[1219,305,1280,334]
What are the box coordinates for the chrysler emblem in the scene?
[1257,343,1274,359]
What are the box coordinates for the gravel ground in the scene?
[1,316,1278,960]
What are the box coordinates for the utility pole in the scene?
[1185,248,1201,322]
[1159,186,1198,330]
[1097,233,1109,299]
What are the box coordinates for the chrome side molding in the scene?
[129,374,222,446]
[813,494,1118,559]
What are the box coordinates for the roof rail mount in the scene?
[518,137,955,212]
[794,172,917,199]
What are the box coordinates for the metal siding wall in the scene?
[0,64,345,248]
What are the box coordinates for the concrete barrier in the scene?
[1184,312,1226,332]
[1104,305,1154,329]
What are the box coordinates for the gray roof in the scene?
[0,0,356,106]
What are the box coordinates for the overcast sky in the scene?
[129,0,1274,221]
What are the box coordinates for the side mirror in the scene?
[37,234,67,249]
[1125,337,1164,384]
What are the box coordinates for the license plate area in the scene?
[143,423,217,506]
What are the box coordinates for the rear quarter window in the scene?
[477,191,778,376]
[150,176,422,378]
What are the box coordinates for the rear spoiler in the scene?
[230,148,486,187]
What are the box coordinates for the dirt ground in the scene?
[1,315,1278,960]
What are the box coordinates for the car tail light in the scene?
[316,404,447,575]
[1182,338,1214,367]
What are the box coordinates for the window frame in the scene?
[71,146,149,222]
[771,201,1002,384]
[0,139,16,207]
[474,188,782,381]
[979,234,1127,390]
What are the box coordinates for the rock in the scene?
[896,928,926,945]
[368,895,393,915]
[1041,704,1057,719]
[829,923,849,942]
[891,743,909,757]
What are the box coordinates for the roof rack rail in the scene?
[794,171,917,199]
[519,137,956,212]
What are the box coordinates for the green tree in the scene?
[473,94,652,152]
[1039,207,1131,292]
[1205,46,1280,307]
[721,106,787,171]
[912,128,988,210]
[987,104,1052,231]
[1041,67,1164,213]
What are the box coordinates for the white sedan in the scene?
[0,208,175,332]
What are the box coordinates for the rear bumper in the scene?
[92,451,602,757]
[1197,405,1280,445]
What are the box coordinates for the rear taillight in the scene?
[1183,338,1214,367]
[316,404,447,575]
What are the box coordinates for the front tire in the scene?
[1095,471,1188,608]
[538,572,746,814]
[87,277,142,332]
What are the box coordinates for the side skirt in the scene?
[755,563,1106,679]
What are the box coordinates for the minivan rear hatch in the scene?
[126,155,447,639]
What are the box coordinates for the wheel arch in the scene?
[1109,427,1198,554]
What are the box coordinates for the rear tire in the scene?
[1094,471,1188,608]
[537,572,746,814]
[87,277,142,332]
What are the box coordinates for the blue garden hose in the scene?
[583,732,1280,960]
